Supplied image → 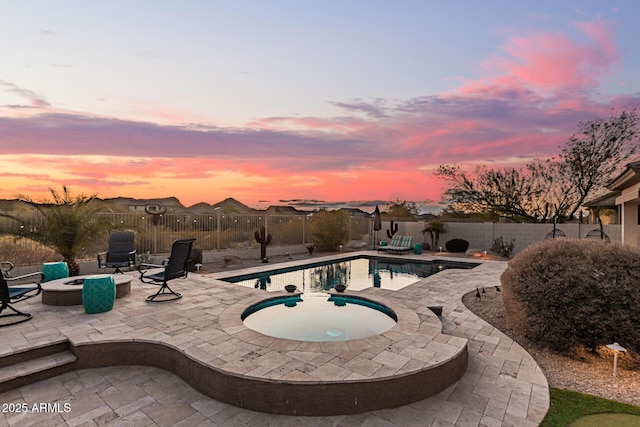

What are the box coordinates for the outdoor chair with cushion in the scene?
[378,234,403,252]
[0,271,44,327]
[98,231,137,274]
[386,235,413,254]
[138,238,195,302]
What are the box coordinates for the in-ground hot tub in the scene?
[241,294,397,342]
[203,289,470,415]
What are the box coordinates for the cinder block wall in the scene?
[380,221,622,255]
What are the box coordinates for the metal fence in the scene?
[0,212,372,264]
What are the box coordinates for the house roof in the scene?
[607,160,640,191]
[583,191,620,208]
[339,208,371,217]
[264,205,309,215]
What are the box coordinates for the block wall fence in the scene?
[384,221,622,255]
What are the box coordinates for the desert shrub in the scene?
[491,236,515,257]
[0,236,60,264]
[501,239,640,353]
[308,210,349,251]
[445,238,469,253]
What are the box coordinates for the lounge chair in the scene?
[98,231,137,274]
[379,234,403,252]
[0,271,44,327]
[138,238,195,302]
[383,235,413,254]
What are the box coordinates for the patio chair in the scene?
[1,261,14,278]
[0,271,44,327]
[97,231,137,274]
[138,238,195,302]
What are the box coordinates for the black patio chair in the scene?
[0,271,44,327]
[138,238,195,302]
[97,232,137,274]
[1,261,14,278]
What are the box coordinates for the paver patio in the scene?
[0,251,549,426]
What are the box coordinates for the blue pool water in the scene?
[241,294,397,341]
[223,256,479,292]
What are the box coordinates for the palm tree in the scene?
[1,186,113,276]
[422,219,447,251]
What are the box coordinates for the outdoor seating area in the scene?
[0,251,549,425]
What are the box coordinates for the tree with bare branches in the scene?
[436,108,639,222]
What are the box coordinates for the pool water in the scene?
[241,294,397,342]
[223,256,478,292]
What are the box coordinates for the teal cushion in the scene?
[82,275,116,314]
[42,262,69,282]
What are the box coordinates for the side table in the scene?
[82,275,116,314]
[42,261,69,282]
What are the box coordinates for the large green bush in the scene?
[308,210,349,251]
[501,239,640,353]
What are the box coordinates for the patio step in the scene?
[0,341,77,393]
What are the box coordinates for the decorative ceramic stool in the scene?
[413,243,423,254]
[82,275,116,314]
[42,262,69,282]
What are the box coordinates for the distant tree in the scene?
[436,108,639,222]
[308,209,349,251]
[559,108,639,218]
[0,186,114,276]
[384,200,420,218]
[435,165,549,222]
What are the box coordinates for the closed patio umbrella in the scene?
[373,205,382,249]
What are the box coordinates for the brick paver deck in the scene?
[0,251,549,426]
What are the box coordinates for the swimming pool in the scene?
[222,256,479,292]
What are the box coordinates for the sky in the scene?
[2,1,640,211]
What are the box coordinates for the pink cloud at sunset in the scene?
[1,4,640,211]
[462,18,619,97]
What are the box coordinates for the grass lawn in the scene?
[541,388,640,426]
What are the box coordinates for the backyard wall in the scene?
[3,215,624,276]
[383,221,622,255]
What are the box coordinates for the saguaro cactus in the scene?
[386,220,399,239]
[254,226,272,262]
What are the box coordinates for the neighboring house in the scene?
[264,206,309,215]
[583,191,620,224]
[607,161,640,247]
[339,208,371,218]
